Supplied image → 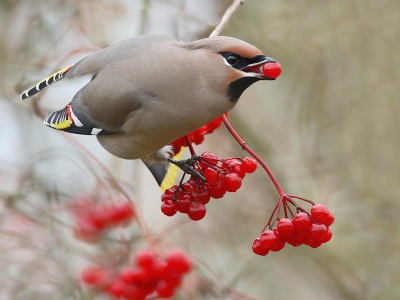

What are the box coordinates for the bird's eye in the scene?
[227,55,239,65]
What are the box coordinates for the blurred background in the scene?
[0,0,399,299]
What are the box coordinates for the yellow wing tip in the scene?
[51,119,72,130]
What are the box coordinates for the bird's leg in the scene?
[167,155,206,182]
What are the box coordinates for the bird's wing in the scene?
[22,35,181,135]
[43,102,115,135]
[68,34,183,133]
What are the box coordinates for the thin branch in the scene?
[209,0,244,38]
[221,115,285,196]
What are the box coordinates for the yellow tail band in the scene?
[160,147,184,191]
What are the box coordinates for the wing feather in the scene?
[44,104,114,136]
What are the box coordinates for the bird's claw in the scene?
[167,156,206,182]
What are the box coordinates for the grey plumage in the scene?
[21,34,274,163]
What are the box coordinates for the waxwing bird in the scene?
[20,34,277,184]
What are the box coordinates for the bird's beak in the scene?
[241,56,276,80]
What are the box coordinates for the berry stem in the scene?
[283,199,288,218]
[178,173,187,189]
[201,158,219,169]
[221,115,285,196]
[286,198,310,216]
[262,196,283,232]
[185,135,196,156]
[284,200,296,218]
[287,194,315,205]
[276,195,286,222]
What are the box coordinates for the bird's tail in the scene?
[20,65,73,100]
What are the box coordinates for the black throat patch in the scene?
[228,77,260,103]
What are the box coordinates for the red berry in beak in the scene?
[262,62,282,79]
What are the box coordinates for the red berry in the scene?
[176,195,191,214]
[207,183,226,199]
[199,152,218,169]
[322,227,332,243]
[296,232,312,245]
[91,205,112,229]
[152,260,169,280]
[165,267,182,285]
[324,210,335,227]
[223,158,246,177]
[74,217,101,242]
[241,157,258,173]
[262,61,282,79]
[164,185,178,196]
[182,181,194,192]
[286,234,302,247]
[260,230,279,250]
[123,284,148,300]
[308,238,323,249]
[166,249,192,274]
[129,267,153,285]
[206,116,223,133]
[223,158,241,169]
[189,129,205,145]
[161,199,177,216]
[194,187,211,205]
[198,125,209,135]
[311,204,329,224]
[106,279,126,298]
[270,242,285,252]
[292,212,312,232]
[277,218,295,237]
[161,189,174,202]
[221,173,242,192]
[230,163,246,178]
[188,202,206,221]
[310,223,328,240]
[81,266,109,285]
[270,240,286,252]
[270,228,286,252]
[120,267,140,284]
[252,237,269,256]
[203,168,218,186]
[156,280,176,298]
[135,249,156,271]
[109,202,135,223]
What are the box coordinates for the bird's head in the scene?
[183,36,280,102]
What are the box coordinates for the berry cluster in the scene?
[71,197,135,242]
[170,114,227,155]
[161,152,258,220]
[81,248,192,299]
[253,200,335,256]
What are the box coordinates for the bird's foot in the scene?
[167,155,206,182]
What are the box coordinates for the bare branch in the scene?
[209,0,244,38]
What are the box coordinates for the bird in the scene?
[20,34,277,186]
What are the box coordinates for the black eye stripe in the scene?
[220,52,265,70]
